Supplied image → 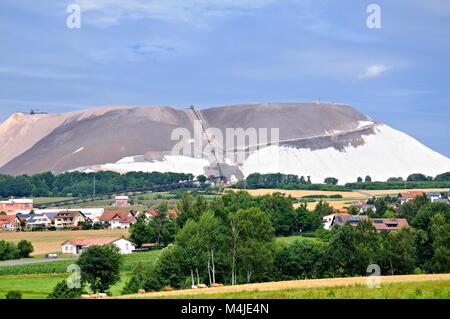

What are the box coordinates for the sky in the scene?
[0,0,449,156]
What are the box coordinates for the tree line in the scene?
[120,191,449,294]
[0,240,34,261]
[0,171,193,198]
[238,172,450,190]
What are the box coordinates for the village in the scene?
[1,190,449,258]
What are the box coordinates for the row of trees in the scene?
[0,171,193,198]
[122,199,450,293]
[238,172,450,190]
[0,240,33,261]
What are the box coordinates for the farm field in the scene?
[294,200,352,211]
[0,229,129,255]
[0,273,131,299]
[0,250,160,298]
[0,250,160,275]
[234,189,365,198]
[149,280,450,299]
[117,274,450,299]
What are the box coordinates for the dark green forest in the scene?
[0,171,193,198]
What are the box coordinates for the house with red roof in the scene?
[99,210,136,229]
[61,237,135,255]
[0,214,26,230]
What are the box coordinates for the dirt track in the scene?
[116,274,450,299]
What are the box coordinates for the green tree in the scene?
[357,177,363,183]
[324,177,338,185]
[197,175,207,184]
[380,228,416,275]
[407,173,432,182]
[365,175,372,182]
[326,222,380,277]
[229,207,275,284]
[276,240,327,280]
[431,213,450,273]
[129,214,151,248]
[17,240,34,258]
[77,244,122,293]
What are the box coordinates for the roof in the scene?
[400,191,425,198]
[115,196,129,200]
[426,192,441,196]
[370,218,409,231]
[0,214,26,224]
[148,209,179,217]
[61,237,124,247]
[0,199,33,204]
[99,210,135,223]
[54,211,85,218]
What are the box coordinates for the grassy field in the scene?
[0,250,160,275]
[0,229,130,255]
[117,274,450,299]
[0,273,132,299]
[0,250,160,298]
[275,235,319,245]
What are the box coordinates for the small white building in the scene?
[61,237,135,255]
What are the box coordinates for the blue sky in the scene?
[0,0,449,156]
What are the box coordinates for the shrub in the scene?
[47,280,84,299]
[5,291,22,299]
[17,240,34,258]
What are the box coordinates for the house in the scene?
[358,203,376,214]
[61,237,135,255]
[148,209,179,219]
[371,218,409,232]
[322,213,369,230]
[0,199,33,215]
[115,196,129,207]
[426,192,442,203]
[53,211,89,228]
[322,214,408,232]
[399,191,425,204]
[33,208,104,223]
[0,214,26,230]
[24,213,55,229]
[99,210,136,229]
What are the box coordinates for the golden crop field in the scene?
[294,201,352,211]
[115,274,450,299]
[0,229,129,255]
[231,188,365,198]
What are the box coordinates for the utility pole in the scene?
[93,175,96,198]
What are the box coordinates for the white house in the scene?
[61,237,135,255]
[99,210,136,229]
[426,192,443,203]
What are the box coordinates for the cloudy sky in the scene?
[0,0,449,156]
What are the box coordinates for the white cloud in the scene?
[359,64,390,79]
[74,0,275,26]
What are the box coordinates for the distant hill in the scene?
[0,103,449,184]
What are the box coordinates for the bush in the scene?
[5,291,22,299]
[17,240,34,258]
[47,280,84,299]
